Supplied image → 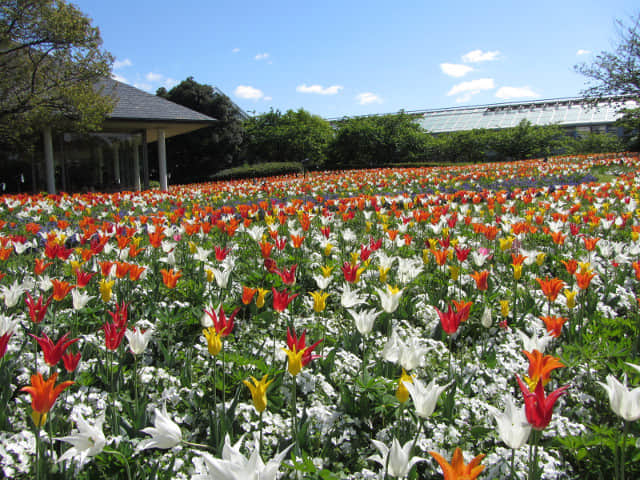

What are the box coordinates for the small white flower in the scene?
[57,413,106,465]
[137,405,182,451]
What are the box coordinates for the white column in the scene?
[43,127,55,194]
[157,129,168,191]
[132,137,141,191]
[113,143,120,185]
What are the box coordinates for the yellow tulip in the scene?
[282,347,306,376]
[309,290,329,313]
[202,327,222,356]
[396,369,413,403]
[243,375,273,413]
[99,279,114,303]
[256,288,269,308]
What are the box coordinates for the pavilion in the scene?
[41,78,217,194]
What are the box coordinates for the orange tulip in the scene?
[575,271,596,290]
[431,248,448,266]
[160,268,182,289]
[523,349,564,391]
[561,259,578,275]
[20,372,74,427]
[470,270,490,291]
[536,277,565,302]
[51,279,74,301]
[583,236,600,251]
[540,315,567,338]
[429,447,485,480]
[242,286,257,305]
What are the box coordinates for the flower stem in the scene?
[259,410,264,457]
[621,420,629,480]
[292,374,298,455]
[103,448,132,480]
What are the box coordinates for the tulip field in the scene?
[2,153,640,479]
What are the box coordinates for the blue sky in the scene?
[72,0,638,118]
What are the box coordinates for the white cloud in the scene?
[576,49,591,55]
[296,84,343,95]
[232,48,240,53]
[235,85,264,100]
[264,96,272,101]
[440,63,473,78]
[145,72,164,82]
[162,77,178,89]
[447,78,495,96]
[254,53,270,60]
[113,58,132,70]
[356,92,382,105]
[111,73,128,83]
[462,49,500,63]
[495,86,540,99]
[133,82,153,92]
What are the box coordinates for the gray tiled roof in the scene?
[98,78,216,123]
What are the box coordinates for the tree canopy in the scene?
[575,12,640,149]
[156,77,245,183]
[243,108,333,167]
[0,0,114,143]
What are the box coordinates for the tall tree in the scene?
[0,0,114,143]
[575,13,640,149]
[244,108,333,167]
[157,77,245,183]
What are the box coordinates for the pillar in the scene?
[113,142,121,185]
[157,128,167,191]
[43,127,55,194]
[133,137,141,191]
[142,130,149,190]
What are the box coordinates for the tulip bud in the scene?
[481,307,492,328]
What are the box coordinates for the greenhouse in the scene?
[415,96,638,135]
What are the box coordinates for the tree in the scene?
[244,108,333,167]
[575,13,640,149]
[0,0,114,143]
[157,77,245,182]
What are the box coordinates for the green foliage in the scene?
[0,0,114,143]
[243,108,333,167]
[575,12,640,151]
[326,111,428,168]
[156,77,246,182]
[212,161,303,180]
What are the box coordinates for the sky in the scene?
[71,0,638,119]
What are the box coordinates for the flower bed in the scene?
[1,153,639,479]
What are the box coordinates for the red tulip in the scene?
[204,305,239,337]
[272,288,298,313]
[286,326,322,367]
[62,351,81,372]
[30,332,79,367]
[24,293,53,324]
[517,375,569,430]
